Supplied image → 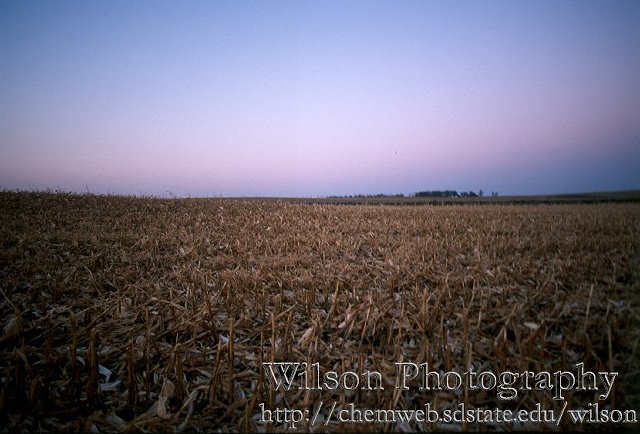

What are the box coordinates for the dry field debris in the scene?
[0,191,639,432]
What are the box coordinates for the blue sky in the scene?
[1,0,639,197]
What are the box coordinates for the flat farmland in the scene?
[1,191,639,431]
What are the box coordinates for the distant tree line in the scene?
[327,190,498,199]
[414,190,493,198]
[415,190,461,198]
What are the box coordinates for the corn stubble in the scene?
[0,191,638,431]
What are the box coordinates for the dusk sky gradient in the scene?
[2,0,639,197]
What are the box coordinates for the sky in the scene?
[1,0,639,197]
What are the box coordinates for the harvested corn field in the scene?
[1,191,639,432]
